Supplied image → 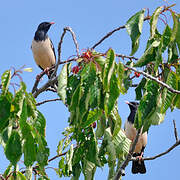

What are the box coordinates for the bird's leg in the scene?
[36,74,43,81]
[44,67,50,77]
[135,151,144,164]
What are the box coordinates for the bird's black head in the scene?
[37,22,54,32]
[34,22,55,41]
[125,101,139,124]
[126,101,139,112]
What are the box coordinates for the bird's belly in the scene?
[124,121,147,153]
[31,39,56,70]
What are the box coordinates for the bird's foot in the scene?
[44,67,50,77]
[36,74,43,81]
[136,152,144,164]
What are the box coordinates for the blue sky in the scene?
[0,0,180,179]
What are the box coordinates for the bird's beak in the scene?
[125,101,134,107]
[125,100,130,105]
[50,22,55,25]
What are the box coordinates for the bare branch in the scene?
[116,54,138,61]
[91,25,126,50]
[53,27,79,78]
[124,65,180,94]
[114,128,142,179]
[31,57,77,97]
[32,76,58,98]
[130,140,180,161]
[173,120,179,141]
[36,98,61,106]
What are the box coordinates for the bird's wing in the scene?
[50,38,56,61]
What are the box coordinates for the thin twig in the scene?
[116,54,138,61]
[139,140,180,161]
[32,76,58,98]
[173,120,179,141]
[130,119,180,161]
[91,25,125,49]
[91,15,152,50]
[36,98,61,106]
[114,128,142,179]
[53,27,79,78]
[65,27,80,56]
[124,65,180,94]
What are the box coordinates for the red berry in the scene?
[72,66,79,74]
[91,122,96,128]
[134,72,140,78]
[82,51,92,59]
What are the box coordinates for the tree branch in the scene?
[173,120,179,141]
[114,128,142,179]
[36,98,61,106]
[139,140,180,161]
[53,27,79,78]
[131,120,180,161]
[32,76,58,98]
[124,65,180,94]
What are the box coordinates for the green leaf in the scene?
[134,40,160,67]
[19,99,31,138]
[103,49,115,91]
[66,144,74,176]
[17,171,27,180]
[105,72,120,114]
[25,166,32,180]
[117,62,125,94]
[31,110,46,137]
[161,71,178,113]
[111,105,122,137]
[135,78,146,100]
[125,9,145,55]
[94,55,106,69]
[1,70,11,95]
[81,109,102,128]
[168,42,179,63]
[36,135,49,168]
[176,20,180,52]
[96,114,106,138]
[150,6,163,38]
[85,129,101,166]
[135,80,160,131]
[171,11,179,43]
[58,64,70,104]
[112,129,131,155]
[0,126,12,147]
[66,75,80,106]
[69,84,80,112]
[23,134,37,166]
[72,163,81,180]
[0,96,11,133]
[161,25,172,52]
[13,82,26,118]
[82,159,96,180]
[104,128,116,179]
[150,95,165,125]
[5,130,22,166]
[57,139,64,155]
[104,128,116,165]
[26,93,37,119]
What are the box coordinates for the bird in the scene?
[31,22,56,79]
[124,101,147,174]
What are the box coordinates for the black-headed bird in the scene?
[31,22,56,79]
[124,101,147,174]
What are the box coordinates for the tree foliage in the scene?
[0,4,180,180]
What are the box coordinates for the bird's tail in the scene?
[132,153,146,174]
